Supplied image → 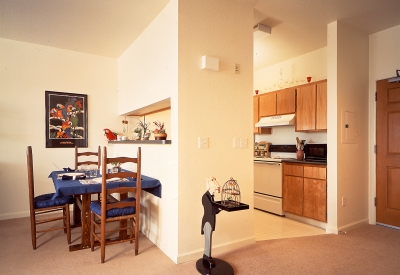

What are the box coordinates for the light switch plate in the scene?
[233,137,240,148]
[198,137,209,149]
[240,138,248,148]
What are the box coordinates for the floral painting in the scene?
[45,91,88,148]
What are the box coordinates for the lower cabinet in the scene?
[283,163,327,222]
[282,175,303,216]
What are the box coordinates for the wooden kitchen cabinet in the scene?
[283,164,304,216]
[315,81,327,130]
[296,80,327,132]
[253,96,271,134]
[259,92,277,117]
[283,176,304,216]
[258,88,296,118]
[277,88,296,115]
[283,162,327,222]
[303,178,327,222]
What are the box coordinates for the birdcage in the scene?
[221,177,241,207]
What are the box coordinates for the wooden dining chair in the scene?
[90,146,142,263]
[75,146,101,200]
[27,146,74,250]
[75,146,101,170]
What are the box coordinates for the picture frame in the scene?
[45,91,88,148]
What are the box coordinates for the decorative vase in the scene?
[296,150,304,161]
[134,133,141,140]
[154,133,167,140]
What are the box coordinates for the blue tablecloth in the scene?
[49,171,162,199]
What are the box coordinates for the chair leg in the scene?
[101,218,105,263]
[30,214,36,250]
[101,242,105,264]
[130,218,134,244]
[134,217,139,255]
[63,208,67,234]
[65,204,71,244]
[90,212,95,251]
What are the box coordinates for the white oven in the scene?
[254,158,284,216]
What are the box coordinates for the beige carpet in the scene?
[1,216,400,274]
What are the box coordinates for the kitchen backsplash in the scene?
[254,125,327,145]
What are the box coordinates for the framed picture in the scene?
[45,91,88,148]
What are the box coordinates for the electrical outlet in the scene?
[198,137,209,149]
[240,138,248,148]
[342,197,346,207]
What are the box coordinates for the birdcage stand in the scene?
[196,200,249,275]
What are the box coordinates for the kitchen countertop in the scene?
[282,159,327,165]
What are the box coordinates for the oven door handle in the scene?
[254,161,281,165]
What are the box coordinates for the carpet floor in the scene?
[1,216,399,274]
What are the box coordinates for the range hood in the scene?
[255,114,295,127]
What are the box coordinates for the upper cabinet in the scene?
[277,88,296,115]
[259,92,277,117]
[253,80,326,133]
[315,82,327,130]
[253,96,272,134]
[295,80,327,132]
[258,88,296,117]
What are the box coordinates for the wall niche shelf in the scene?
[108,140,171,145]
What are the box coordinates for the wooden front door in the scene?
[376,79,400,227]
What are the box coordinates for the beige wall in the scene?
[177,0,255,262]
[327,21,369,232]
[368,24,400,223]
[336,22,369,229]
[327,22,339,232]
[118,0,177,116]
[117,0,178,262]
[254,47,327,94]
[0,38,119,220]
[117,0,255,264]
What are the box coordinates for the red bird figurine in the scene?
[103,128,117,141]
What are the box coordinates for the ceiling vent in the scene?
[253,24,271,40]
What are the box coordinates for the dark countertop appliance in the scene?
[304,144,327,163]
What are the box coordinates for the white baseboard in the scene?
[0,211,29,221]
[176,237,255,264]
[0,205,74,221]
[326,218,369,234]
[325,226,339,234]
[338,218,369,232]
[284,212,327,230]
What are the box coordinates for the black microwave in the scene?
[304,144,327,162]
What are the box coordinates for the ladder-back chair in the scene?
[90,146,142,263]
[75,146,101,170]
[27,146,74,249]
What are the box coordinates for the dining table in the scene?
[49,171,162,251]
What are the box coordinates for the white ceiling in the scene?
[253,0,400,70]
[0,0,170,58]
[1,0,400,71]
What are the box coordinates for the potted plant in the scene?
[153,121,167,140]
[133,127,142,140]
